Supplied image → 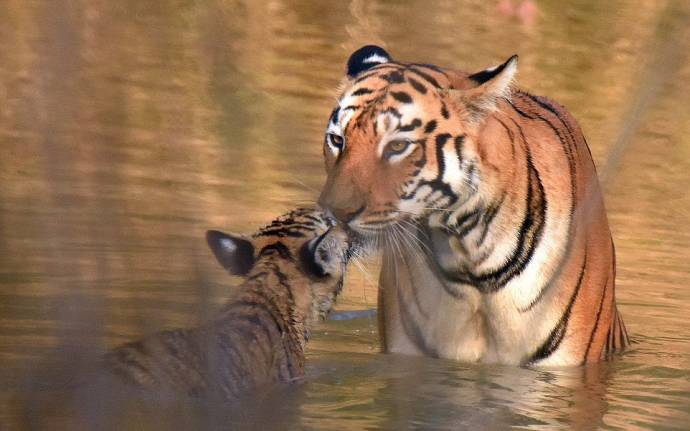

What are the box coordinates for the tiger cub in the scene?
[105,208,350,399]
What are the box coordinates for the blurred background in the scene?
[1,0,689,429]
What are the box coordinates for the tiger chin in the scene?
[105,208,350,399]
[318,45,628,366]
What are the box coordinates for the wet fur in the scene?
[319,49,627,366]
[105,208,348,398]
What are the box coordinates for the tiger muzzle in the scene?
[318,172,368,225]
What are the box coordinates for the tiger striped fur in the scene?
[318,46,628,366]
[105,208,350,398]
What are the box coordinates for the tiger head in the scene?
[318,46,518,242]
[206,208,351,321]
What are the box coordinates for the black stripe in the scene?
[441,102,449,119]
[434,133,451,181]
[229,312,281,353]
[262,221,317,231]
[525,94,577,143]
[455,212,482,238]
[407,67,441,88]
[351,87,373,96]
[353,64,402,84]
[391,91,413,103]
[495,117,515,142]
[257,229,307,238]
[616,312,624,351]
[407,77,427,94]
[476,192,505,246]
[215,331,252,387]
[424,120,438,134]
[236,278,291,324]
[506,110,573,312]
[244,269,301,379]
[620,314,629,346]
[435,133,451,158]
[329,107,340,125]
[604,326,611,358]
[159,330,187,357]
[383,70,405,83]
[392,259,439,358]
[398,246,430,319]
[451,207,480,230]
[524,250,587,365]
[405,179,458,207]
[409,63,448,75]
[439,151,546,292]
[410,138,428,170]
[454,135,465,163]
[258,242,293,260]
[514,93,577,221]
[382,107,402,118]
[109,344,151,369]
[108,355,154,384]
[399,118,422,132]
[230,299,286,335]
[582,271,610,363]
[397,295,438,358]
[522,94,579,175]
[302,214,323,223]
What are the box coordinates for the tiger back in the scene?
[318,46,627,366]
[105,208,350,398]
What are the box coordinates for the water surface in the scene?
[1,0,689,429]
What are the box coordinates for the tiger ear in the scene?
[450,55,518,123]
[206,230,255,276]
[346,45,392,78]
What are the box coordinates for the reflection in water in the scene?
[297,349,615,429]
[1,0,689,429]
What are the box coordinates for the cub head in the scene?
[206,208,350,318]
[318,45,518,242]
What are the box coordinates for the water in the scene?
[1,0,689,429]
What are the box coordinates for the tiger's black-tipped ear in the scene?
[347,45,392,78]
[451,54,518,123]
[467,55,519,86]
[206,230,255,276]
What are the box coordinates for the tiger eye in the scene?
[388,139,409,153]
[328,133,344,149]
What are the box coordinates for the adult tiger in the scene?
[318,45,628,366]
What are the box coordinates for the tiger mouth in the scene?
[345,216,419,249]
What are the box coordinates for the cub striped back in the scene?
[105,208,350,398]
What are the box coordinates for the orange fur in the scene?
[319,52,627,366]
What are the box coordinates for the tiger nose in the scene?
[317,179,366,224]
[320,204,366,224]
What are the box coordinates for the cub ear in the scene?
[347,45,392,78]
[452,55,518,122]
[206,230,255,276]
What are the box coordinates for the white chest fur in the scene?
[379,224,564,365]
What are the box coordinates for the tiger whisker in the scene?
[284,176,320,194]
[394,221,430,270]
[420,207,455,213]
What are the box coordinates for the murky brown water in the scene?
[1,0,689,429]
